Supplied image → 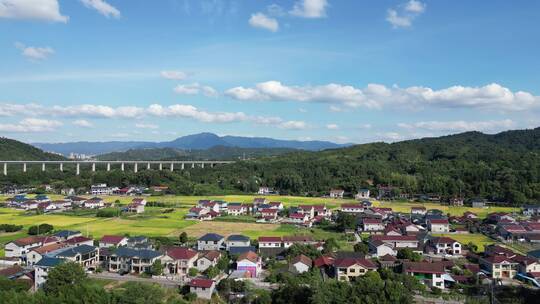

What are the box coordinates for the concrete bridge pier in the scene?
[181,163,185,170]
[191,163,195,169]
[92,163,96,172]
[159,163,162,170]
[201,163,205,169]
[41,163,46,172]
[59,163,63,172]
[170,163,174,172]
[134,163,138,173]
[121,163,125,171]
[3,163,7,176]
[23,163,26,172]
[107,163,111,171]
[76,163,80,175]
[147,162,150,170]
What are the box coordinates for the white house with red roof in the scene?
[286,213,310,226]
[260,208,278,220]
[99,235,128,248]
[426,237,462,255]
[411,206,427,215]
[236,251,262,277]
[297,205,315,218]
[269,202,284,210]
[403,262,446,289]
[188,278,215,299]
[427,219,450,233]
[362,218,385,232]
[334,258,376,281]
[329,189,345,199]
[4,236,59,259]
[131,198,147,206]
[258,237,282,248]
[65,236,94,247]
[226,204,248,216]
[340,203,364,213]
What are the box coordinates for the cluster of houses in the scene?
[4,194,146,214]
[185,198,333,227]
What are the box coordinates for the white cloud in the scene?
[72,119,93,128]
[358,124,372,129]
[0,0,68,22]
[0,118,62,133]
[405,0,426,13]
[278,120,307,130]
[249,12,279,32]
[298,108,307,113]
[225,81,540,111]
[398,119,515,132]
[135,123,159,129]
[160,70,188,80]
[15,42,54,60]
[174,83,218,97]
[378,132,404,142]
[386,1,426,28]
[80,0,120,18]
[326,123,339,130]
[329,105,343,112]
[290,0,328,18]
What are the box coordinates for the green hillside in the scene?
[0,138,65,161]
[96,146,296,161]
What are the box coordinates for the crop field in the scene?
[432,233,495,251]
[0,194,520,257]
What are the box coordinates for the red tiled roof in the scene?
[100,235,126,244]
[258,236,281,242]
[200,250,221,261]
[291,254,312,266]
[341,204,363,209]
[166,247,198,260]
[363,218,383,224]
[65,236,92,244]
[334,258,376,269]
[371,235,417,242]
[261,208,278,214]
[289,213,307,219]
[403,262,445,274]
[238,251,258,263]
[432,237,458,244]
[429,219,449,224]
[12,236,58,247]
[189,278,214,288]
[314,255,334,267]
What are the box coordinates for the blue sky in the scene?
[1,0,539,144]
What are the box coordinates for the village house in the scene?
[54,245,99,269]
[197,200,220,213]
[34,257,64,290]
[426,237,462,256]
[226,204,248,216]
[269,201,284,210]
[20,200,38,211]
[471,199,486,208]
[260,208,279,221]
[197,233,224,251]
[253,197,268,207]
[297,205,315,218]
[65,236,94,247]
[196,250,221,272]
[84,197,105,209]
[26,243,67,266]
[126,201,145,214]
[367,207,393,219]
[355,188,370,200]
[188,278,215,300]
[161,247,198,276]
[403,261,446,289]
[99,235,128,248]
[523,205,540,216]
[225,235,251,250]
[4,236,59,259]
[463,211,478,219]
[340,203,364,213]
[90,184,114,196]
[370,235,420,250]
[329,189,345,199]
[53,230,82,241]
[236,251,262,277]
[362,218,385,233]
[107,247,162,273]
[258,187,276,195]
[287,213,311,226]
[289,254,312,274]
[427,219,450,233]
[334,258,377,281]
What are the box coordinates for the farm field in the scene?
[0,194,520,257]
[433,233,495,251]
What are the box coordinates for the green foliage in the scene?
[397,248,422,262]
[287,244,321,260]
[322,237,340,253]
[179,231,188,244]
[353,242,369,254]
[204,266,220,279]
[335,213,357,232]
[184,292,197,302]
[0,224,23,232]
[43,262,87,295]
[188,267,198,277]
[110,282,164,304]
[96,208,121,218]
[0,277,32,292]
[0,137,65,161]
[148,260,164,276]
[28,223,53,235]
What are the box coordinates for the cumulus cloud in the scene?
[160,70,188,80]
[0,118,62,132]
[249,12,279,32]
[225,81,540,111]
[174,83,218,97]
[386,0,426,28]
[72,119,93,128]
[398,119,515,132]
[0,0,68,22]
[267,4,285,17]
[326,123,339,130]
[80,0,120,18]
[15,42,54,61]
[290,0,328,18]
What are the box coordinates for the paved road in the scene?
[88,273,182,288]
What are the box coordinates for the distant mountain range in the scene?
[33,132,350,156]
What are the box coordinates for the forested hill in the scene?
[0,138,65,161]
[194,128,540,205]
[96,146,295,161]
